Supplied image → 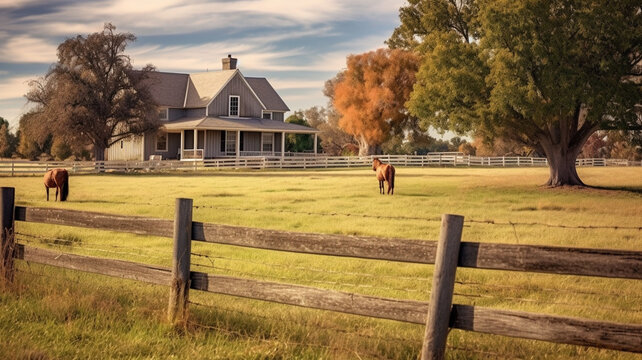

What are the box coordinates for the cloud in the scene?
[269,79,324,90]
[7,0,398,37]
[0,0,42,8]
[0,35,57,63]
[0,75,33,100]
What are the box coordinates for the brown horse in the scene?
[44,168,69,201]
[372,158,395,195]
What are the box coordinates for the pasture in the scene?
[1,166,641,359]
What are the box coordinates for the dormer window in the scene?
[262,111,272,120]
[229,96,240,116]
[158,108,168,121]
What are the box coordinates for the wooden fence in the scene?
[1,188,641,358]
[1,154,641,175]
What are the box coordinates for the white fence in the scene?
[0,154,640,176]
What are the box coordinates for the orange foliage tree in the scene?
[332,49,419,155]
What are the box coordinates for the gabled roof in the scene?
[145,71,189,108]
[184,70,237,108]
[245,77,290,111]
[144,68,290,112]
[162,116,319,133]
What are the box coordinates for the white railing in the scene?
[0,155,640,175]
[182,149,204,160]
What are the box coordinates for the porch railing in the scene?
[182,149,203,160]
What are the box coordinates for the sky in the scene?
[0,0,404,131]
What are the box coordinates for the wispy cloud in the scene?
[0,35,57,63]
[0,76,33,100]
[269,79,325,90]
[7,0,397,37]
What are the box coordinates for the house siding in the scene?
[185,108,206,118]
[272,112,284,122]
[205,130,222,158]
[208,72,263,117]
[168,108,185,121]
[275,133,282,152]
[243,132,261,152]
[197,130,205,149]
[107,135,143,161]
[184,132,194,149]
[144,131,180,160]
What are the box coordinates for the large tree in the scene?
[391,0,642,186]
[26,23,158,161]
[331,48,420,155]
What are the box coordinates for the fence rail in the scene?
[1,154,640,175]
[2,190,642,357]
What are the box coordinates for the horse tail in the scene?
[60,171,69,201]
[389,165,395,191]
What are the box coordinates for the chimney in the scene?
[222,54,237,70]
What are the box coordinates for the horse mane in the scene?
[60,170,69,201]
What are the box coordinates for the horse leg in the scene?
[379,180,384,194]
[45,186,49,201]
[55,187,59,201]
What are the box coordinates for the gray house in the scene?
[107,55,319,161]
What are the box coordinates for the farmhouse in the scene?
[107,55,319,161]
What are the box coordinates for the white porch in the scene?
[178,129,318,161]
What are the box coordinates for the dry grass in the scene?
[0,166,641,359]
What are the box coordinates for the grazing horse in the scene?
[44,168,69,201]
[372,158,395,195]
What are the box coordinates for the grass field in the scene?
[1,166,641,359]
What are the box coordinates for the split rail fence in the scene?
[1,187,641,359]
[1,154,641,175]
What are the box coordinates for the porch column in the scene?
[236,130,240,158]
[281,131,285,158]
[314,134,318,155]
[193,129,197,159]
[180,131,184,160]
[203,130,207,159]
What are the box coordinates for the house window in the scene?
[229,96,240,116]
[262,111,272,120]
[226,131,237,154]
[158,108,168,121]
[262,133,274,152]
[156,132,168,151]
[120,140,124,149]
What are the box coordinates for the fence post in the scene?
[422,214,464,360]
[1,187,16,284]
[11,161,14,177]
[168,198,193,325]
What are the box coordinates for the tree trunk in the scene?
[93,144,106,173]
[357,135,381,156]
[93,144,106,161]
[541,143,584,187]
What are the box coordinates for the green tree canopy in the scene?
[25,23,159,161]
[0,116,18,158]
[284,115,314,153]
[391,0,642,186]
